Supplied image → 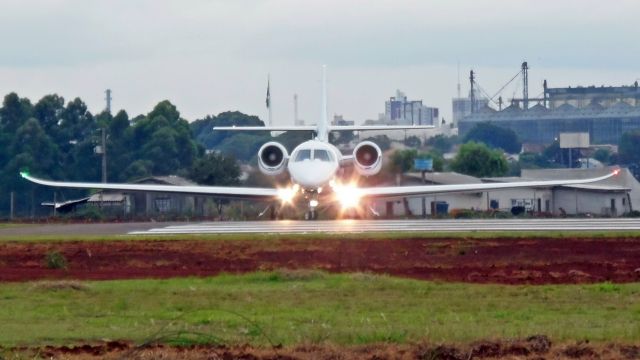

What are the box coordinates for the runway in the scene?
[129,218,640,235]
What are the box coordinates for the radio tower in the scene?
[105,89,112,114]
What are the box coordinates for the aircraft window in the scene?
[295,149,312,161]
[314,149,332,162]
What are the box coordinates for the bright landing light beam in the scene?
[277,185,299,204]
[332,183,363,209]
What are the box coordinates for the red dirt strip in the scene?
[2,237,640,284]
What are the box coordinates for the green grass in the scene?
[0,273,639,347]
[3,229,640,243]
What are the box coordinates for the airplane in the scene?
[21,66,620,220]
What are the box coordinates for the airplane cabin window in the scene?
[295,149,312,161]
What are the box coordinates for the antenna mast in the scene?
[105,89,112,114]
[469,70,476,113]
[522,61,529,110]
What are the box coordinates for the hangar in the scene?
[371,166,635,217]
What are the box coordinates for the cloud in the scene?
[0,0,638,123]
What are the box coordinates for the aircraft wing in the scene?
[213,125,434,132]
[213,126,317,131]
[357,170,620,199]
[330,125,434,131]
[20,172,280,200]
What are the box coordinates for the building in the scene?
[384,90,439,126]
[452,90,489,127]
[458,82,640,145]
[332,114,354,126]
[371,167,635,218]
[44,175,207,217]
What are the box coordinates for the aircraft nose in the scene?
[290,161,335,187]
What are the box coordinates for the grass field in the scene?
[1,271,639,347]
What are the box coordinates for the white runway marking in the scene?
[129,218,640,235]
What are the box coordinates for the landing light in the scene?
[310,199,319,207]
[333,183,362,209]
[278,185,299,204]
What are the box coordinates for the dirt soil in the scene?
[2,237,640,284]
[5,336,640,359]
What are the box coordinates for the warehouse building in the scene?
[458,82,640,144]
[372,166,636,218]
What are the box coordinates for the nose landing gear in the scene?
[304,209,317,220]
[304,198,319,220]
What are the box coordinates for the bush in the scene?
[45,251,68,270]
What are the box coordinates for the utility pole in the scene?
[101,128,107,183]
[9,191,14,220]
[522,62,529,110]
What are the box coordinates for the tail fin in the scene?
[214,65,434,135]
[317,65,329,142]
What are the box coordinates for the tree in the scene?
[619,130,640,165]
[519,152,557,169]
[190,111,264,149]
[33,94,65,140]
[0,93,32,134]
[426,134,456,154]
[593,148,611,164]
[189,152,240,186]
[463,122,521,153]
[403,135,421,148]
[450,141,508,177]
[389,149,418,174]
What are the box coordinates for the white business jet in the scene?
[21,67,618,220]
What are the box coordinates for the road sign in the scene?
[414,158,433,171]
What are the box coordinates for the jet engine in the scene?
[353,141,382,176]
[258,142,288,176]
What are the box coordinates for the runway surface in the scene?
[129,218,640,235]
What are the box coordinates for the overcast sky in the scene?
[0,0,638,125]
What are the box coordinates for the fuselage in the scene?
[287,139,341,190]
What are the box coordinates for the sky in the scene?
[0,0,639,125]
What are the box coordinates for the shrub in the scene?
[45,251,68,270]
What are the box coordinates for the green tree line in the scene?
[0,93,246,218]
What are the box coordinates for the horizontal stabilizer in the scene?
[213,125,434,132]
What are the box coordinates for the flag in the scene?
[266,78,271,109]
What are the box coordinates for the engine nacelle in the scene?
[353,141,382,176]
[258,142,288,176]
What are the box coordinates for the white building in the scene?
[371,166,635,217]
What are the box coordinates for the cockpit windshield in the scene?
[314,149,332,162]
[294,149,312,162]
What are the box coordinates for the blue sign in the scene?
[414,158,433,171]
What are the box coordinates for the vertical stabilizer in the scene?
[317,65,329,142]
[266,74,272,126]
